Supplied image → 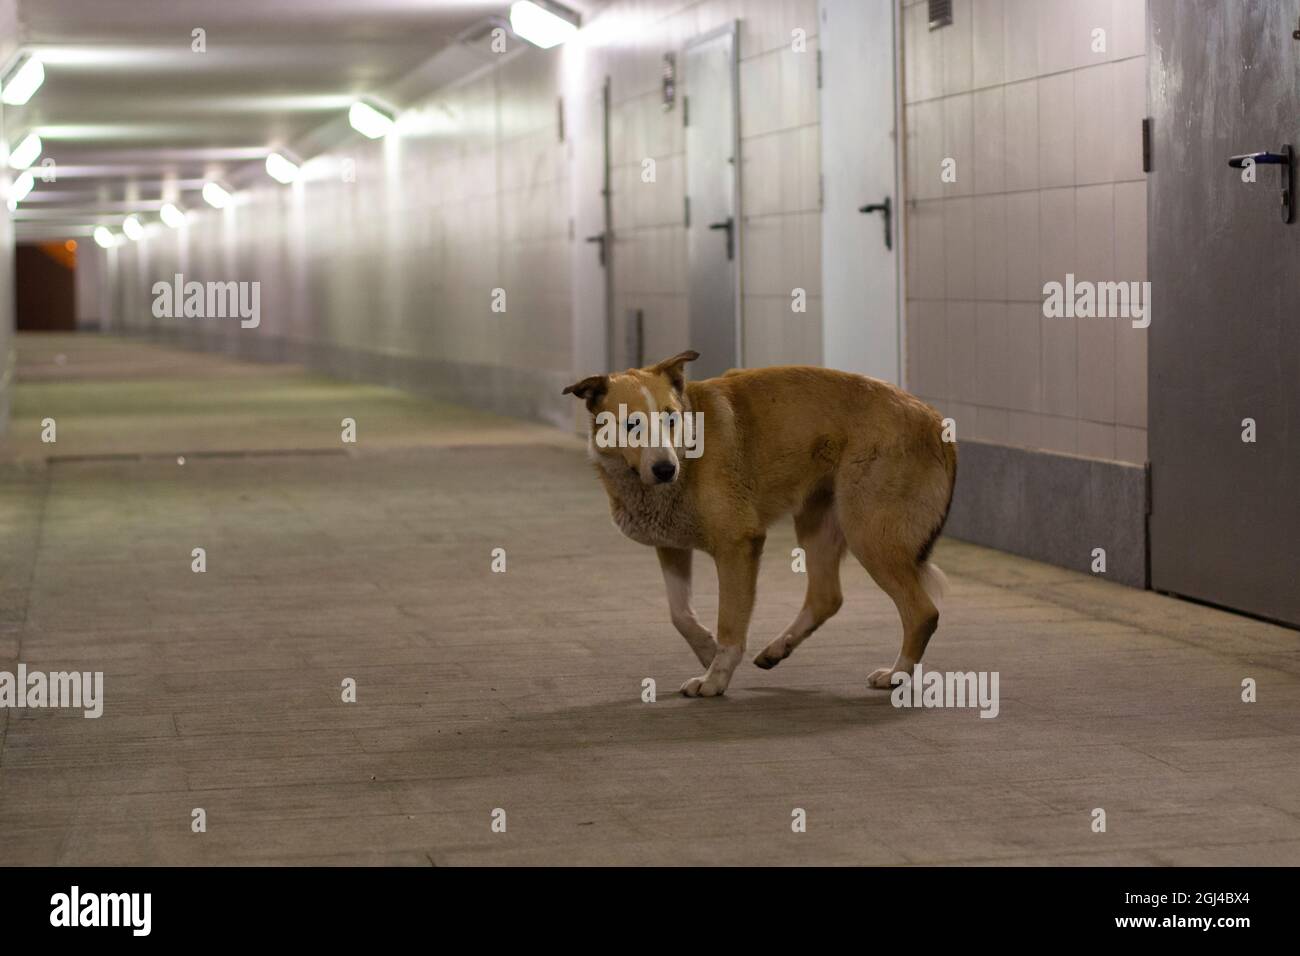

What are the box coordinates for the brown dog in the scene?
[564,351,957,697]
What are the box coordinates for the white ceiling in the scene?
[4,0,569,237]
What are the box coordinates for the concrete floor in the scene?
[2,333,1298,865]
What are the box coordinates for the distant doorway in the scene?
[16,240,77,331]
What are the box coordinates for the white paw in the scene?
[680,673,728,698]
[867,667,897,690]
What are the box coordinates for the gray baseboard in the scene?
[944,440,1149,588]
[132,327,575,431]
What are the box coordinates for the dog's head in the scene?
[563,350,700,487]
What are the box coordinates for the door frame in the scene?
[683,20,743,371]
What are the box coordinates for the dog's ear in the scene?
[561,374,609,411]
[650,350,700,392]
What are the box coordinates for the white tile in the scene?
[942,93,974,197]
[972,86,1006,194]
[1113,180,1146,281]
[1005,301,1043,412]
[973,193,1008,301]
[1037,72,1075,188]
[1073,0,1113,69]
[946,298,978,400]
[1077,315,1116,423]
[971,0,1006,89]
[1074,62,1116,185]
[1077,420,1117,459]
[909,99,945,200]
[1003,0,1038,83]
[1005,190,1040,300]
[1003,79,1039,191]
[944,197,976,298]
[907,298,949,399]
[1038,186,1076,290]
[943,0,974,96]
[1115,424,1147,463]
[1110,0,1146,60]
[974,300,1010,406]
[1040,313,1077,417]
[906,199,947,299]
[906,1,943,103]
[1035,0,1074,77]
[1074,183,1115,284]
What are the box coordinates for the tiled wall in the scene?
[102,0,827,425]
[109,46,577,424]
[590,0,823,370]
[902,0,1148,464]
[0,0,18,434]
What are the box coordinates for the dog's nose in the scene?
[651,460,677,483]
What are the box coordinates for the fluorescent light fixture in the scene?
[8,132,42,170]
[93,226,116,248]
[264,151,300,184]
[202,181,232,208]
[1,54,46,106]
[160,202,186,228]
[122,215,145,241]
[348,101,394,139]
[9,169,35,204]
[510,1,580,49]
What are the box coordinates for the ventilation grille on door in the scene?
[928,0,953,30]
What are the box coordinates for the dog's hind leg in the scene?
[656,547,717,668]
[753,496,846,670]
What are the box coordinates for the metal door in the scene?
[1148,0,1300,626]
[684,23,740,380]
[570,73,613,373]
[819,0,901,383]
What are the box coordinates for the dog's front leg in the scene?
[681,536,763,698]
[656,547,716,668]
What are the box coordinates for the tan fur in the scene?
[565,352,958,697]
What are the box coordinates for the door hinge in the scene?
[682,95,689,127]
[1145,464,1153,516]
[557,96,565,143]
[684,195,690,228]
[816,49,823,89]
[818,174,824,209]
[1142,117,1152,172]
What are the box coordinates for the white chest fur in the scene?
[597,459,702,550]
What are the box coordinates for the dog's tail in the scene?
[919,561,949,608]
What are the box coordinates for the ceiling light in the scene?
[1,54,46,106]
[160,203,186,228]
[8,132,42,170]
[348,101,394,139]
[202,182,232,208]
[9,169,35,206]
[122,215,144,241]
[264,151,300,184]
[93,226,116,248]
[510,1,580,49]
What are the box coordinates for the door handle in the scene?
[1227,145,1294,223]
[858,197,893,250]
[708,217,734,260]
[585,232,606,266]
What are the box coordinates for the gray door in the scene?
[570,74,613,373]
[1149,0,1300,626]
[684,23,740,380]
